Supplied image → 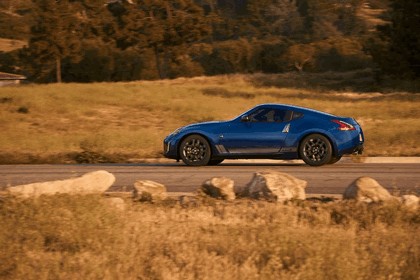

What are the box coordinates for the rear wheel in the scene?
[299,134,332,166]
[179,135,211,166]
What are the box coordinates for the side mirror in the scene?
[241,115,250,122]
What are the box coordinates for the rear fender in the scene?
[296,130,339,158]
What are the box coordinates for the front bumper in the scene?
[164,141,170,154]
[163,139,178,159]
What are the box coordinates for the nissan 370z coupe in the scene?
[163,104,364,166]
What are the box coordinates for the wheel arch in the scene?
[297,131,338,159]
[176,132,216,160]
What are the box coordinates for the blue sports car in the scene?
[163,104,364,166]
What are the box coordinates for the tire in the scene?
[179,135,211,166]
[208,159,224,165]
[328,155,342,164]
[299,134,333,166]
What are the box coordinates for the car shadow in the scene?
[130,162,307,167]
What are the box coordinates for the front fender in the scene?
[175,130,219,158]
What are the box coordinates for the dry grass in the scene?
[0,38,26,52]
[0,195,418,279]
[0,74,419,163]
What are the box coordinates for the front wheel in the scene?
[179,135,211,166]
[299,134,332,166]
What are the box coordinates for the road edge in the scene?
[138,157,420,164]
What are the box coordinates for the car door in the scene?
[219,108,292,154]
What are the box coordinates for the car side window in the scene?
[248,108,292,122]
[291,111,303,120]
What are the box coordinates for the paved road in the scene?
[0,161,419,195]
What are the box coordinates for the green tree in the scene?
[0,51,20,74]
[0,0,32,12]
[152,0,212,78]
[103,0,211,79]
[244,0,303,38]
[71,0,116,41]
[24,0,82,82]
[267,0,304,37]
[369,0,420,78]
[244,0,274,37]
[296,0,364,40]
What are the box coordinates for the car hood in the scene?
[166,121,226,137]
[181,120,225,130]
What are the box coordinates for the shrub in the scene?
[0,196,418,279]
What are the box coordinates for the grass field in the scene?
[0,73,419,163]
[0,195,418,279]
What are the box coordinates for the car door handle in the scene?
[282,123,290,133]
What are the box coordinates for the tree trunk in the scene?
[148,9,163,79]
[154,45,164,79]
[56,57,62,83]
[165,2,173,20]
[209,0,216,12]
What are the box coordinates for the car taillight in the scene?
[331,120,355,131]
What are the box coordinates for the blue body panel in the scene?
[163,104,364,161]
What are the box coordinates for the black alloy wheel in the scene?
[299,134,332,166]
[180,135,211,166]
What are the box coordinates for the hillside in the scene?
[3,0,417,83]
[0,0,389,42]
[0,0,32,41]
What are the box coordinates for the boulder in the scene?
[201,177,235,201]
[7,170,115,198]
[401,195,419,210]
[242,171,307,202]
[343,177,392,202]
[133,180,167,202]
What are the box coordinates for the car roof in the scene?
[256,103,336,117]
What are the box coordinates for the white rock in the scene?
[133,180,167,202]
[201,177,235,201]
[243,171,307,202]
[401,195,419,210]
[7,170,115,198]
[343,177,392,202]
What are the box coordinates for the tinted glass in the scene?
[248,108,292,122]
[291,111,303,120]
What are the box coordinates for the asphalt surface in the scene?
[0,160,419,195]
